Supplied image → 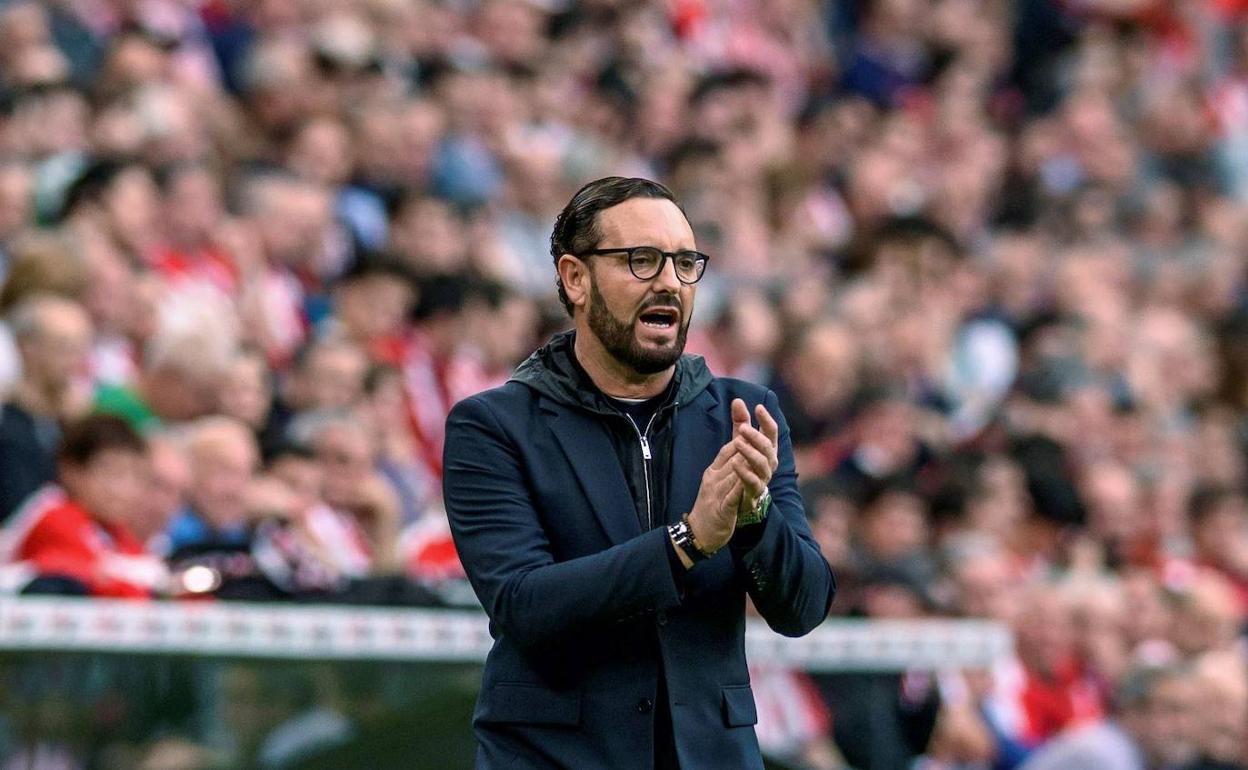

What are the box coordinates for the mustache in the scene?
[638,295,682,315]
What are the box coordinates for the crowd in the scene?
[0,0,1247,768]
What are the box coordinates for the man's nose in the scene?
[651,254,682,292]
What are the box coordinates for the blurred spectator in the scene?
[1187,485,1248,612]
[305,412,400,576]
[164,416,257,556]
[283,338,369,416]
[327,256,416,366]
[0,414,164,597]
[1018,662,1200,770]
[768,318,861,477]
[999,585,1106,750]
[218,348,276,447]
[136,432,189,549]
[0,294,92,520]
[94,293,238,429]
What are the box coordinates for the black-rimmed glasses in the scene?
[578,246,710,285]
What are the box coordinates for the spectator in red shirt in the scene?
[1,413,165,597]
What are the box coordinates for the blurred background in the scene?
[0,0,1246,768]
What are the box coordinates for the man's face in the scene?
[136,441,191,540]
[189,437,256,529]
[1135,675,1199,768]
[21,304,91,392]
[304,345,367,410]
[62,448,146,527]
[581,198,697,375]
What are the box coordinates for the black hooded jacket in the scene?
[510,330,714,534]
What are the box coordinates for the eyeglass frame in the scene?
[576,246,711,285]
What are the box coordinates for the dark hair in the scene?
[1188,484,1241,525]
[59,159,132,222]
[413,272,470,321]
[842,215,963,277]
[549,176,686,316]
[57,414,147,467]
[264,440,317,467]
[688,68,770,109]
[334,251,418,290]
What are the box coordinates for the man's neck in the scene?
[572,328,674,400]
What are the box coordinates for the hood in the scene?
[509,330,713,415]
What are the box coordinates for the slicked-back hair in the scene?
[549,176,687,316]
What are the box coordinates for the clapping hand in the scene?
[679,399,779,567]
[728,398,779,517]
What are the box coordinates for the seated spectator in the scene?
[305,412,400,576]
[1019,662,1200,770]
[849,479,938,591]
[326,255,416,366]
[284,337,369,414]
[94,299,238,429]
[1187,485,1248,614]
[767,318,861,478]
[164,416,258,555]
[0,294,92,521]
[991,585,1106,754]
[0,414,165,597]
[218,348,280,454]
[135,432,191,551]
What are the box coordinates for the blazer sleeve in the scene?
[443,394,683,652]
[732,389,836,637]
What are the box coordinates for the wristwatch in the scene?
[668,513,714,562]
[737,488,771,527]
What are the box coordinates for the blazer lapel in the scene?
[667,388,725,525]
[543,400,642,545]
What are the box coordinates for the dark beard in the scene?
[587,278,688,375]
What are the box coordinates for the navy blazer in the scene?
[444,373,836,769]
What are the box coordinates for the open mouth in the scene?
[638,307,679,329]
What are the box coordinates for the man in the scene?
[444,177,836,769]
[164,416,260,555]
[1019,662,1200,770]
[0,294,92,521]
[93,300,238,430]
[1,414,165,597]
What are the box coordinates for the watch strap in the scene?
[737,488,771,527]
[668,514,713,562]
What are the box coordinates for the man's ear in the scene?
[558,254,590,310]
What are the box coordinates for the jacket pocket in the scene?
[478,682,581,726]
[721,684,757,727]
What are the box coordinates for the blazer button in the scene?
[637,698,654,714]
[657,611,668,626]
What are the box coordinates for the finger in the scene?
[716,469,744,512]
[722,475,745,512]
[710,438,738,471]
[731,455,767,499]
[737,423,773,455]
[731,398,751,434]
[733,434,772,481]
[755,404,779,447]
[737,424,778,473]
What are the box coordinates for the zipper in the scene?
[621,401,678,531]
[623,413,657,530]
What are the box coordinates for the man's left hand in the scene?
[728,398,779,514]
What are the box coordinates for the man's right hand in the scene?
[681,440,745,561]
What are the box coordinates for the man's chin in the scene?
[624,337,684,374]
